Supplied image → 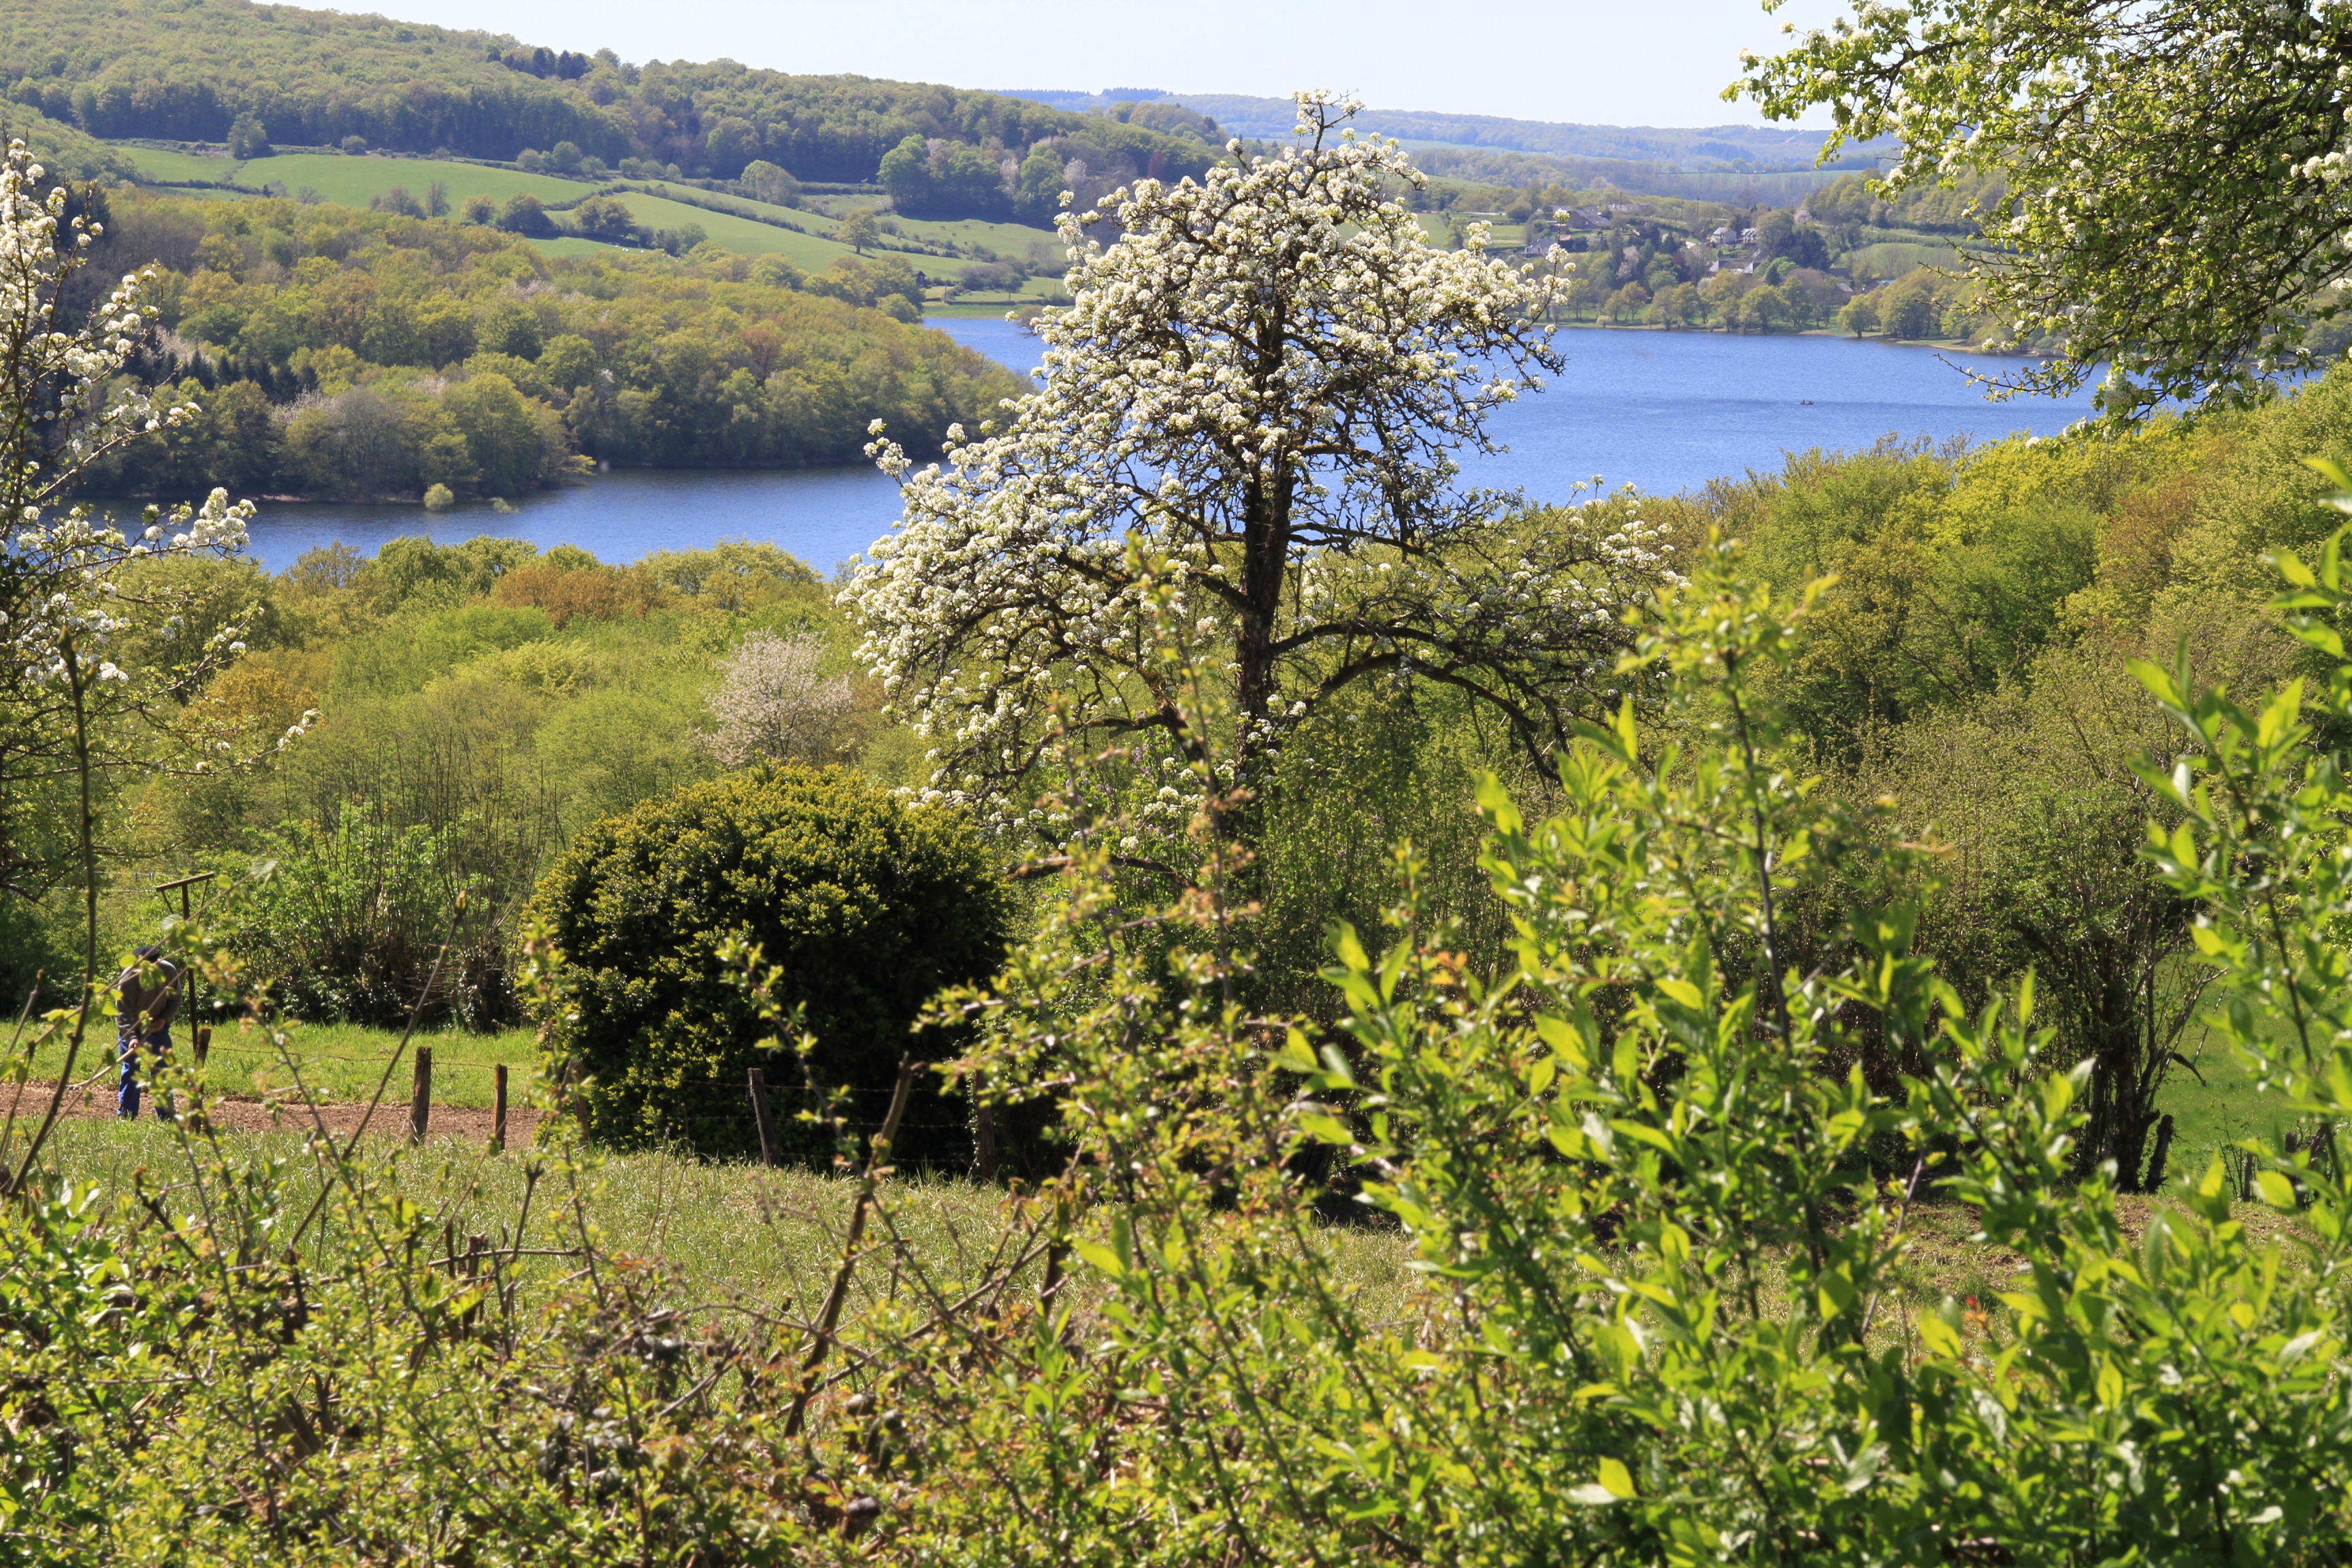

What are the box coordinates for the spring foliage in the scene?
[1744,0,2352,421]
[80,192,1018,499]
[18,521,2352,1563]
[824,549,2352,1563]
[0,0,1210,189]
[525,764,1009,1159]
[847,94,1668,838]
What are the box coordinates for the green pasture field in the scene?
[657,190,1056,257]
[2153,1009,2308,1177]
[111,142,1078,288]
[24,1111,2289,1348]
[16,1019,536,1109]
[220,151,591,208]
[1843,239,1961,280]
[922,287,1064,316]
[31,1117,1428,1323]
[881,214,1062,258]
[600,190,848,266]
[125,144,236,183]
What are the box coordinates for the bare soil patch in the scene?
[5,1078,544,1149]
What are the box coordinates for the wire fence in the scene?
[27,1033,990,1173]
[201,1041,983,1171]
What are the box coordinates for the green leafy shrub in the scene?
[228,811,504,1028]
[529,764,1009,1160]
[843,547,2352,1563]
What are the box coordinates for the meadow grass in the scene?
[107,139,1071,280]
[216,151,589,208]
[602,190,846,265]
[15,1017,536,1109]
[126,145,235,182]
[16,1112,2305,1360]
[25,1117,1427,1332]
[2154,1012,2305,1178]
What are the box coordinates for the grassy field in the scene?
[125,144,236,182]
[599,190,846,265]
[1843,240,1961,280]
[105,140,1066,274]
[924,296,1059,317]
[223,151,591,209]
[27,1116,1427,1327]
[16,1018,536,1109]
[2154,1017,2304,1177]
[19,1112,2296,1354]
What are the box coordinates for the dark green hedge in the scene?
[528,764,1009,1162]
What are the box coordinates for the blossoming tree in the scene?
[1743,0,2352,421]
[0,140,284,1177]
[844,93,1671,842]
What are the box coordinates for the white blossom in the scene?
[841,94,1666,836]
[0,138,270,843]
[703,630,857,766]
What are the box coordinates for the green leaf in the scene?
[1296,1110,1355,1147]
[2257,1171,2300,1210]
[1656,977,1705,1011]
[1916,1307,1963,1360]
[1817,1267,1859,1320]
[1274,1028,1318,1075]
[1071,1239,1126,1281]
[1598,1456,1635,1499]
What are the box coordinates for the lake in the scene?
[228,319,2101,574]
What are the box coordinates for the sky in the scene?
[372,0,1856,128]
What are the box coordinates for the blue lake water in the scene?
[223,318,2101,574]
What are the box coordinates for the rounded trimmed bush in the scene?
[528,764,1009,1160]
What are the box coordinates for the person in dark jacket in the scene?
[115,945,180,1122]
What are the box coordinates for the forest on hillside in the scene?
[68,186,1016,500]
[0,0,1213,194]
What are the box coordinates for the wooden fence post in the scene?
[748,1067,781,1168]
[491,1063,508,1154]
[409,1046,432,1145]
[193,1025,210,1068]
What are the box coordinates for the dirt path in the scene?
[5,1078,546,1148]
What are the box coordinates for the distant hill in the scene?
[0,0,1210,195]
[1404,146,1857,207]
[1002,89,1890,173]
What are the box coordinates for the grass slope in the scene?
[123,144,235,182]
[601,190,847,265]
[227,151,593,208]
[113,141,1073,283]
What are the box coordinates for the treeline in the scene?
[1414,144,1856,208]
[46,535,885,1022]
[1,0,1211,198]
[74,191,1017,500]
[76,359,2352,1079]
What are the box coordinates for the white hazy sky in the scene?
[372,0,1855,128]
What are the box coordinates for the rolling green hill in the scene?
[201,151,585,209]
[1,0,1211,210]
[114,142,1074,294]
